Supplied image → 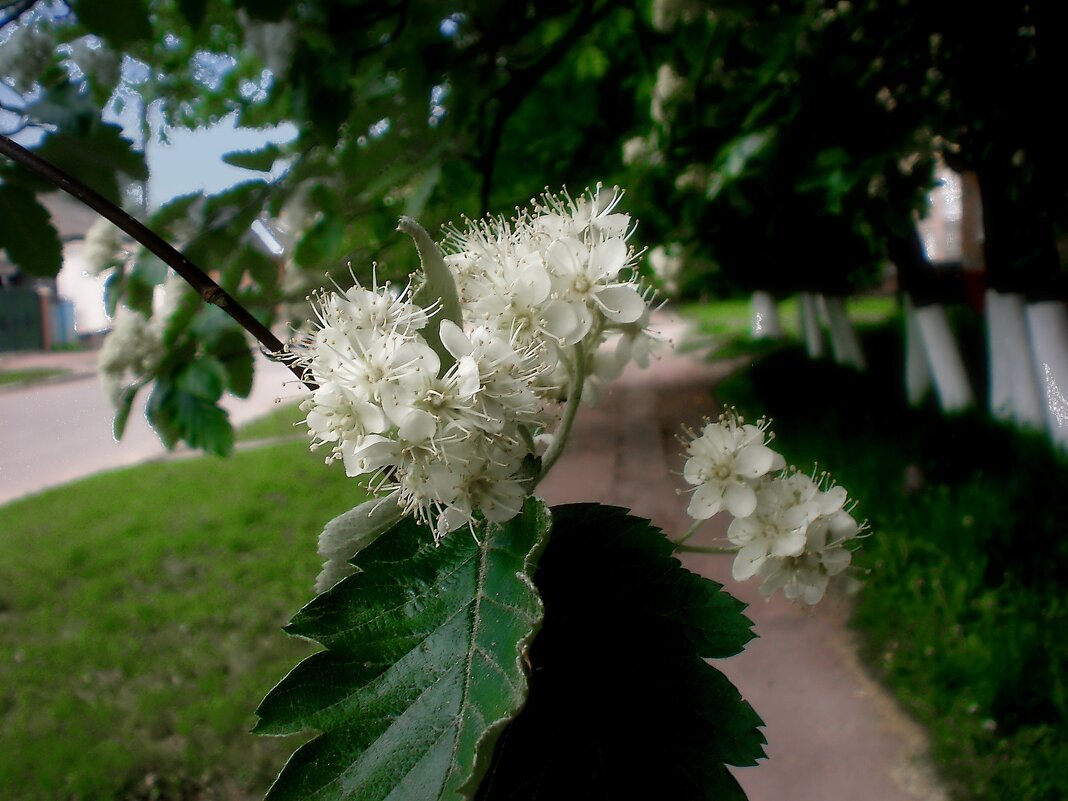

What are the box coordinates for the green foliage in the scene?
[477,504,763,800]
[716,321,1068,801]
[256,501,763,800]
[68,0,152,48]
[34,123,148,206]
[0,184,63,277]
[255,498,552,801]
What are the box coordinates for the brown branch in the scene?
[0,132,315,389]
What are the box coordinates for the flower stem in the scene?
[672,519,705,548]
[535,340,585,485]
[674,543,739,555]
[0,133,314,389]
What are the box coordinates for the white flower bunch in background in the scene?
[681,409,865,604]
[98,308,163,405]
[294,185,662,540]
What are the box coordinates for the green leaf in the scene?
[35,124,148,206]
[112,385,139,440]
[69,0,152,48]
[206,328,254,398]
[102,270,124,317]
[0,186,63,278]
[176,357,228,402]
[255,497,552,801]
[131,250,169,286]
[476,504,765,800]
[314,495,405,593]
[24,80,98,132]
[146,381,234,455]
[222,143,283,172]
[177,0,210,29]
[400,216,463,374]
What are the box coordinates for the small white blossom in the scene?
[98,309,163,405]
[753,476,862,605]
[683,410,785,520]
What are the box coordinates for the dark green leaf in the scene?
[176,357,228,401]
[102,270,124,317]
[222,143,283,172]
[24,81,97,132]
[177,0,210,29]
[234,0,293,22]
[131,250,169,285]
[35,124,148,206]
[112,385,139,440]
[69,0,152,48]
[123,272,155,316]
[146,381,234,455]
[207,328,254,398]
[477,504,764,801]
[0,186,63,278]
[255,498,552,801]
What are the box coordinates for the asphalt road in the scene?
[0,356,304,506]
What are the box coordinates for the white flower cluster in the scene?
[294,186,660,539]
[98,309,163,405]
[682,410,863,605]
[444,184,660,403]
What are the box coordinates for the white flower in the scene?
[84,218,126,276]
[293,275,553,539]
[726,473,823,581]
[98,309,163,405]
[683,410,785,520]
[754,489,862,605]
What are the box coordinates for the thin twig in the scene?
[0,132,314,389]
[535,340,585,485]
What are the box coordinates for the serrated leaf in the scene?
[35,124,147,205]
[69,0,152,48]
[176,357,227,401]
[314,495,405,593]
[0,186,63,278]
[255,497,552,801]
[222,143,283,172]
[476,504,765,801]
[206,328,254,398]
[147,381,233,455]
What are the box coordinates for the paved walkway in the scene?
[538,313,946,801]
[0,347,303,505]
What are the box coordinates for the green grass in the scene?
[715,319,1068,801]
[677,292,898,357]
[0,438,369,800]
[0,367,68,386]
[234,400,306,442]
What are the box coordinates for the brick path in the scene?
[537,312,946,801]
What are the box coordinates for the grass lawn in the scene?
[714,319,1068,801]
[677,292,898,357]
[0,367,68,387]
[0,433,368,800]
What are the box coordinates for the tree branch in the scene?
[0,132,315,389]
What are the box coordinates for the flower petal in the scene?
[723,480,758,518]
